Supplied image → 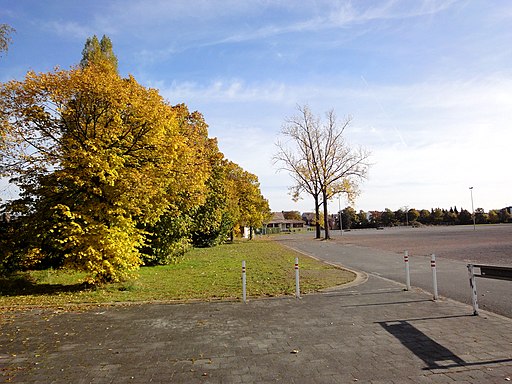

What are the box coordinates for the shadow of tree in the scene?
[0,274,93,296]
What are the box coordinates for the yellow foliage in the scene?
[0,64,211,283]
[223,161,271,230]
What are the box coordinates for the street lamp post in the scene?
[338,193,343,236]
[469,187,476,231]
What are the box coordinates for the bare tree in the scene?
[274,105,371,240]
[0,24,15,57]
[316,109,371,239]
[274,106,323,238]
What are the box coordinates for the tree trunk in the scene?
[323,189,330,240]
[249,226,253,240]
[314,195,321,239]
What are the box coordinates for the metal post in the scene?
[431,254,438,300]
[295,257,300,298]
[469,187,476,231]
[338,193,343,236]
[242,260,247,303]
[404,250,411,291]
[467,264,479,315]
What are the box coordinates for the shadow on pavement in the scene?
[378,319,512,370]
[326,299,433,308]
[379,320,466,369]
[322,287,405,297]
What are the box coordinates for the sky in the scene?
[1,0,511,214]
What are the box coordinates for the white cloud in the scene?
[4,0,509,214]
[355,0,458,22]
[158,79,291,105]
[42,21,96,40]
[44,0,460,53]
[156,71,512,213]
[212,0,459,45]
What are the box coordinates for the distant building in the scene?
[301,212,316,226]
[265,212,305,232]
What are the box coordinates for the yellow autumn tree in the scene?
[1,35,271,279]
[222,161,271,240]
[0,64,192,283]
[189,158,270,246]
[144,104,214,263]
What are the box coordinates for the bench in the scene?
[467,264,512,315]
[476,265,512,281]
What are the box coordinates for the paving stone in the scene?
[2,270,512,383]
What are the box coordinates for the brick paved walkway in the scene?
[2,274,511,383]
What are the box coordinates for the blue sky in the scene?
[1,0,511,214]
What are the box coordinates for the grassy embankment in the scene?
[0,239,355,307]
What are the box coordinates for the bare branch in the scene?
[273,104,371,239]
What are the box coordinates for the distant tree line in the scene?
[336,206,512,229]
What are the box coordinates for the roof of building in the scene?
[266,212,305,224]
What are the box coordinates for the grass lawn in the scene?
[0,239,355,307]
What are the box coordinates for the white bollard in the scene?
[242,260,247,303]
[431,254,438,300]
[404,250,411,291]
[467,264,479,315]
[295,257,300,299]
